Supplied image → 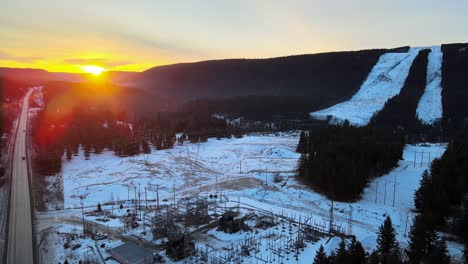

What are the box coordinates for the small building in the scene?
[166,233,195,261]
[110,242,153,264]
[219,211,245,234]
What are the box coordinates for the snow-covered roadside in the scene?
[38,224,122,264]
[416,46,443,124]
[310,48,420,126]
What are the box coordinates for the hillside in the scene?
[0,67,138,86]
[132,48,411,111]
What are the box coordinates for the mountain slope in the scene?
[310,48,420,126]
[0,67,138,86]
[132,48,410,111]
[416,46,443,125]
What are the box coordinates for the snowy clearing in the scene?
[310,48,420,126]
[38,224,122,264]
[61,133,300,209]
[41,133,465,262]
[416,46,443,125]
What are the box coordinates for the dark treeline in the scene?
[441,43,468,137]
[314,216,451,264]
[134,48,411,112]
[0,77,29,186]
[369,49,441,142]
[180,96,321,121]
[30,82,243,178]
[296,50,435,201]
[0,78,29,155]
[413,130,468,240]
[296,125,404,201]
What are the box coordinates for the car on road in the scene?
[92,233,108,240]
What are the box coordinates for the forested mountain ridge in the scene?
[132,47,410,111]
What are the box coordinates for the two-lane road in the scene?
[7,89,34,264]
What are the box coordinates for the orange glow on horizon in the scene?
[82,65,106,75]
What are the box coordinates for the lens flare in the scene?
[82,65,106,75]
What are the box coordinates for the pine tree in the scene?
[429,237,450,264]
[462,195,468,241]
[296,131,307,153]
[414,170,431,210]
[406,215,438,263]
[97,203,102,212]
[119,203,124,209]
[66,145,72,161]
[141,140,151,154]
[84,144,91,160]
[368,251,379,264]
[349,237,366,264]
[464,243,468,264]
[406,215,426,263]
[377,216,399,256]
[313,245,329,264]
[334,238,348,264]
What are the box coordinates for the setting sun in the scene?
[82,65,106,75]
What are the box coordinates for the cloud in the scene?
[64,58,133,68]
[0,51,44,63]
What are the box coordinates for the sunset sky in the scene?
[1,0,467,73]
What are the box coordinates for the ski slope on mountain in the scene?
[416,46,443,124]
[310,48,420,126]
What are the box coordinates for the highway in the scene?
[6,89,34,264]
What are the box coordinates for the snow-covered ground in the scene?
[62,133,300,209]
[38,224,122,264]
[310,48,420,126]
[48,133,465,262]
[417,46,443,124]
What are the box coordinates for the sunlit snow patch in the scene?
[310,48,420,126]
[416,46,443,125]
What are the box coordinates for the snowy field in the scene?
[61,133,301,209]
[417,46,443,124]
[38,224,122,264]
[46,133,465,262]
[310,48,420,126]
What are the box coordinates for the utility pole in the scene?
[420,151,423,167]
[173,184,176,209]
[404,214,409,237]
[392,174,397,207]
[145,186,148,208]
[156,184,160,209]
[414,151,416,167]
[329,193,334,235]
[138,184,142,219]
[239,160,242,174]
[375,180,379,204]
[384,181,387,205]
[259,158,262,179]
[81,202,85,234]
[348,206,353,236]
[134,186,137,217]
[215,175,218,195]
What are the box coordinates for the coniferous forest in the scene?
[296,50,433,201]
[30,82,242,178]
